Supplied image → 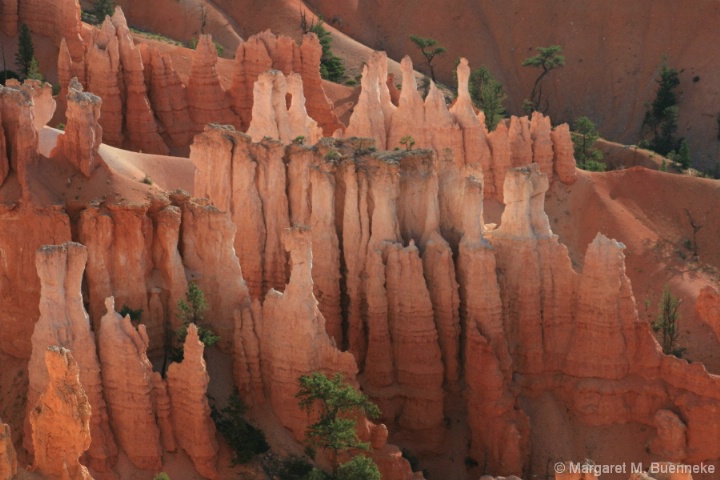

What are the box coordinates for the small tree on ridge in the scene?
[409,35,446,82]
[296,372,381,475]
[522,45,565,114]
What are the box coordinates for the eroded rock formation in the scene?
[167,324,218,479]
[111,8,168,154]
[187,34,239,133]
[27,243,117,471]
[342,55,577,200]
[259,226,357,437]
[0,421,16,480]
[57,79,104,177]
[29,347,92,480]
[98,296,162,471]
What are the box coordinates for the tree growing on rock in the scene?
[571,116,605,171]
[296,372,380,476]
[522,45,565,114]
[471,66,506,131]
[642,57,684,158]
[653,286,683,357]
[301,13,345,83]
[93,0,115,22]
[15,24,35,78]
[169,282,219,364]
[409,35,446,82]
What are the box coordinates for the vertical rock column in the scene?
[167,325,218,479]
[58,79,103,178]
[260,226,358,439]
[111,7,169,154]
[98,297,162,471]
[187,34,239,132]
[26,243,117,472]
[30,347,92,480]
[0,420,16,480]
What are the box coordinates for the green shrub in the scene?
[652,286,683,357]
[211,392,269,464]
[153,474,171,480]
[301,13,345,83]
[399,136,415,151]
[336,456,381,480]
[0,70,20,85]
[277,456,314,480]
[172,282,219,362]
[642,57,682,156]
[93,0,115,22]
[119,305,143,322]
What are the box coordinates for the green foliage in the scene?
[93,0,115,22]
[324,150,341,162]
[409,35,446,82]
[578,159,607,172]
[276,456,315,480]
[119,305,143,322]
[0,70,20,85]
[302,14,345,83]
[56,123,65,131]
[336,456,381,480]
[26,57,43,81]
[52,83,61,96]
[293,136,306,145]
[399,136,415,151]
[642,57,683,156]
[153,474,171,480]
[571,116,605,171]
[187,36,224,56]
[653,286,683,357]
[211,392,269,464]
[296,372,380,474]
[470,66,506,131]
[172,282,219,362]
[16,24,35,78]
[521,45,565,113]
[305,469,329,480]
[667,138,691,170]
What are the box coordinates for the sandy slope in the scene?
[545,168,720,371]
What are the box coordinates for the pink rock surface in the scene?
[187,34,239,133]
[98,296,162,471]
[0,420,16,480]
[29,347,93,480]
[57,79,104,177]
[111,8,169,154]
[166,324,219,479]
[26,243,117,472]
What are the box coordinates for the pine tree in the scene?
[94,0,115,22]
[296,372,380,475]
[471,66,506,131]
[571,116,605,171]
[522,45,565,113]
[642,57,682,156]
[15,24,34,77]
[409,35,446,82]
[26,57,43,81]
